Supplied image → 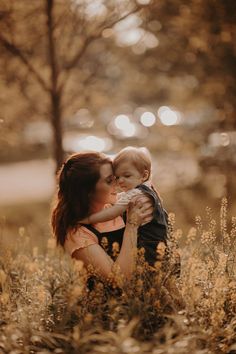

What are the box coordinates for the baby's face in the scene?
[114,161,144,192]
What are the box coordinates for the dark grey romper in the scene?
[136,184,168,266]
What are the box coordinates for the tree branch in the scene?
[60,5,144,92]
[63,5,143,72]
[0,35,50,93]
[101,4,144,33]
[61,67,98,112]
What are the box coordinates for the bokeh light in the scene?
[85,1,107,19]
[142,32,159,49]
[114,14,142,47]
[121,123,136,137]
[108,114,149,139]
[158,106,181,126]
[209,132,230,147]
[80,136,108,151]
[68,108,94,129]
[113,113,139,138]
[116,28,144,46]
[114,114,130,129]
[23,121,52,145]
[140,112,156,127]
[63,133,112,152]
[137,0,151,4]
[220,133,230,147]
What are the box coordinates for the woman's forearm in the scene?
[114,222,138,279]
[82,204,126,224]
[72,223,139,283]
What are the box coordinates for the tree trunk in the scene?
[51,90,64,172]
[46,0,64,173]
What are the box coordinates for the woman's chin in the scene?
[109,193,117,204]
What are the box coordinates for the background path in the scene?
[0,154,200,206]
[0,159,56,205]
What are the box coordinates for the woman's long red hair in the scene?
[51,152,111,246]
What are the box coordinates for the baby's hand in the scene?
[128,195,153,226]
[131,194,153,223]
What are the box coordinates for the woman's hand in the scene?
[127,194,153,226]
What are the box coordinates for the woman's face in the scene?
[92,163,117,208]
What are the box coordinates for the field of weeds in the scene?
[0,198,235,354]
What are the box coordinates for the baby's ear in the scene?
[142,169,149,181]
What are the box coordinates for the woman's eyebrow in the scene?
[104,174,113,179]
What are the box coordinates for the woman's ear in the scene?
[142,170,149,182]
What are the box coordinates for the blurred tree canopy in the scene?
[0,0,235,174]
[0,0,145,169]
[133,0,236,129]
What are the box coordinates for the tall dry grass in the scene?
[0,198,235,354]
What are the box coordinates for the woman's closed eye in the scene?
[106,176,115,184]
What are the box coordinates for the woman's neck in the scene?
[89,201,105,214]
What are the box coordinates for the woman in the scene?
[51,151,154,283]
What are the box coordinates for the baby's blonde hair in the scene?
[113,146,152,180]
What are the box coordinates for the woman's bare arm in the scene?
[79,204,126,224]
[72,222,138,282]
[72,199,153,282]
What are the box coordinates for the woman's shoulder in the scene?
[70,225,98,237]
[64,225,99,256]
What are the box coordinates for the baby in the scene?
[80,146,168,266]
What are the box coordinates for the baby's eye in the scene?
[124,175,131,178]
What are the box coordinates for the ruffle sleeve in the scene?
[116,189,142,206]
[64,226,98,256]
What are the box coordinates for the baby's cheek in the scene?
[109,194,117,204]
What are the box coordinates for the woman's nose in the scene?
[111,177,117,187]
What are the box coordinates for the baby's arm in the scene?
[80,204,127,224]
